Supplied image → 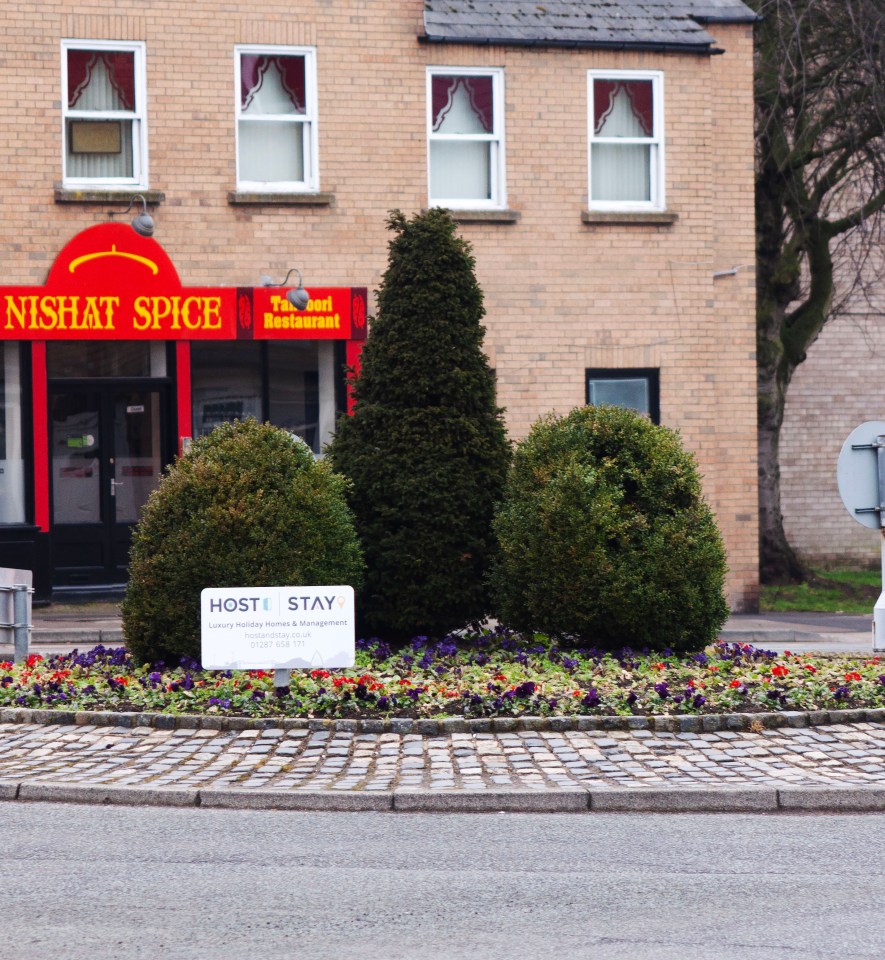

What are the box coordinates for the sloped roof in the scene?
[421,0,759,53]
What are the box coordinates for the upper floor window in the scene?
[235,46,318,192]
[62,40,147,189]
[588,71,664,210]
[427,68,505,209]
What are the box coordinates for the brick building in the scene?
[780,248,885,569]
[0,0,759,607]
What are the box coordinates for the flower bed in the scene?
[2,629,884,720]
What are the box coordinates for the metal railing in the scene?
[0,583,32,664]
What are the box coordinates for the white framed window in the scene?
[61,40,148,189]
[588,71,664,210]
[427,67,505,209]
[235,45,318,192]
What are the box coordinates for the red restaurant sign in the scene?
[0,223,367,341]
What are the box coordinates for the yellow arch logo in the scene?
[68,245,159,275]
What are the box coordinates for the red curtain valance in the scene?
[594,80,653,136]
[241,55,306,112]
[432,76,493,133]
[67,50,135,110]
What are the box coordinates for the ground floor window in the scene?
[0,343,26,523]
[586,368,660,423]
[191,340,338,454]
[47,341,167,379]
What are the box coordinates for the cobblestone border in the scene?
[3,705,885,734]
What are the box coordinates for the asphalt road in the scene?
[2,803,884,960]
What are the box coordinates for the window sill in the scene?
[55,188,165,205]
[228,191,334,206]
[434,208,521,223]
[581,210,678,225]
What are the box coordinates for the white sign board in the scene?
[200,585,355,670]
[837,420,885,529]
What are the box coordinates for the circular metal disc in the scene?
[837,421,885,528]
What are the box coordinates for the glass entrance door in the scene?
[50,385,166,585]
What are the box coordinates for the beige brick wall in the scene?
[781,306,885,570]
[0,3,759,609]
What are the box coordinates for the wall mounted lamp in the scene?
[260,267,310,310]
[107,194,155,237]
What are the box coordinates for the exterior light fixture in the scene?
[259,267,310,310]
[107,194,155,237]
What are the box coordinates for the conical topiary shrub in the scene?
[122,418,364,666]
[328,209,511,642]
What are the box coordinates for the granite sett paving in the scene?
[2,719,885,813]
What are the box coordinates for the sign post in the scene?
[837,421,885,651]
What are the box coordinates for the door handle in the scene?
[110,478,125,496]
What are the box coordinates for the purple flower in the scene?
[514,681,536,698]
[692,694,706,709]
[580,688,600,709]
[654,682,669,700]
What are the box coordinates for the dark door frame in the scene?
[48,377,174,587]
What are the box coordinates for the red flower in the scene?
[494,673,507,682]
[26,654,43,668]
[310,669,330,680]
[803,664,817,674]
[845,672,862,682]
[729,679,742,688]
[652,662,665,671]
[332,677,347,688]
[113,675,129,686]
[0,662,12,671]
[772,664,789,677]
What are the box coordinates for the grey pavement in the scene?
[13,603,878,655]
[1,603,883,813]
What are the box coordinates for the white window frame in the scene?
[587,70,665,212]
[426,66,506,210]
[61,39,148,190]
[235,45,319,193]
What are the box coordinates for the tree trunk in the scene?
[757,387,805,584]
[755,222,835,584]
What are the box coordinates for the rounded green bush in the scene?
[489,405,729,652]
[122,419,364,666]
